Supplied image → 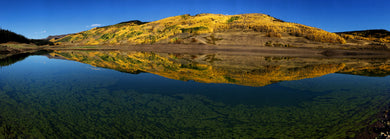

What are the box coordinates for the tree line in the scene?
[0,28,29,43]
[0,28,53,45]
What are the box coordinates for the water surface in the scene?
[0,51,390,138]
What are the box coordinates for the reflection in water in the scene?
[0,51,389,138]
[0,50,51,67]
[52,50,390,86]
[0,53,31,67]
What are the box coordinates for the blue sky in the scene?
[0,0,389,39]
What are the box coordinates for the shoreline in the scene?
[45,44,390,58]
[2,43,389,59]
[0,45,45,59]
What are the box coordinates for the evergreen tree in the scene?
[0,28,30,43]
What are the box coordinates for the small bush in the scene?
[227,16,240,23]
[180,26,208,33]
[170,37,183,44]
[100,33,116,40]
[266,32,282,38]
[148,35,156,44]
[181,14,190,20]
[265,41,273,46]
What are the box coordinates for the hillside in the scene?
[337,29,390,43]
[54,13,346,46]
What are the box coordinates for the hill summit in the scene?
[54,13,346,46]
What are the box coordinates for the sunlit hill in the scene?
[53,13,346,46]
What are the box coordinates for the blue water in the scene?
[0,55,389,138]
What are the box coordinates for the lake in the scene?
[1,50,390,138]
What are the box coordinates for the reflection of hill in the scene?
[52,51,351,86]
[1,50,50,67]
[0,53,30,67]
[51,51,390,86]
[340,64,390,77]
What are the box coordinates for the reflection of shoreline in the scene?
[51,50,390,87]
[0,50,51,67]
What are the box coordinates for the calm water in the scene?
[0,51,390,138]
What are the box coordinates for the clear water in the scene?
[0,52,389,138]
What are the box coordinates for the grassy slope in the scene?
[54,13,346,45]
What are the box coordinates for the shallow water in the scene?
[0,51,390,138]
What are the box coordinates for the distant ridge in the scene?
[46,34,73,41]
[336,29,390,43]
[336,29,390,38]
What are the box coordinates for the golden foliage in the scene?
[55,13,346,45]
[340,64,390,76]
[266,31,282,38]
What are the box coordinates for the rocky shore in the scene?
[375,108,390,139]
[355,105,390,139]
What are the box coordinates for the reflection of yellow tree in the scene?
[227,64,346,86]
[52,51,348,87]
[340,64,390,77]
